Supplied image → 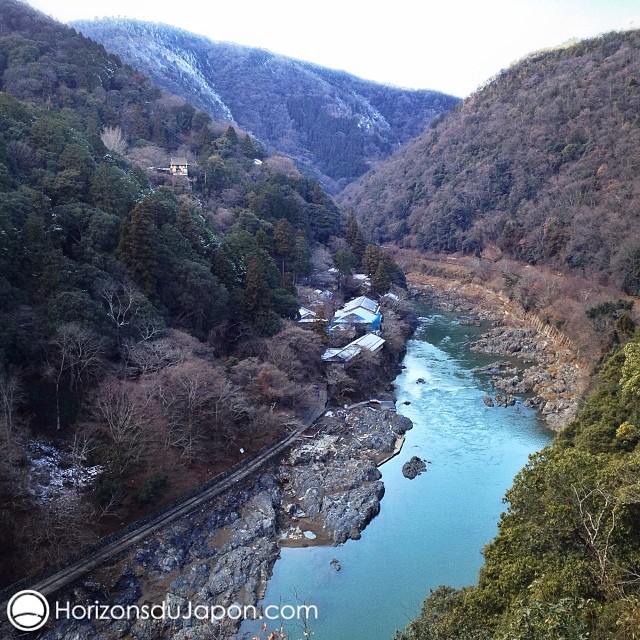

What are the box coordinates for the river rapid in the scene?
[239,308,553,640]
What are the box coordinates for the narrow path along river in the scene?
[239,308,553,640]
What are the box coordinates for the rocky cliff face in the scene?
[71,18,459,192]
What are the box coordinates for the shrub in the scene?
[134,473,168,506]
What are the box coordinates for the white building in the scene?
[331,296,382,331]
[321,332,386,364]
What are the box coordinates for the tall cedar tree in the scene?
[116,198,161,297]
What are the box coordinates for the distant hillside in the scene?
[71,18,460,192]
[338,30,640,294]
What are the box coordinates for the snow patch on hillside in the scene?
[27,440,102,505]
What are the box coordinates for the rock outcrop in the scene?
[40,475,282,640]
[402,456,427,479]
[280,407,412,545]
[470,326,582,428]
[37,405,413,640]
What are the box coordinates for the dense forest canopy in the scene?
[0,0,403,586]
[339,29,640,294]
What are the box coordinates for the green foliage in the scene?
[345,213,365,261]
[615,421,640,447]
[371,260,392,294]
[93,473,125,508]
[333,249,359,276]
[134,473,168,506]
[0,0,371,590]
[398,333,640,640]
[0,0,357,439]
[286,94,369,180]
[116,197,161,297]
[622,247,640,296]
[586,299,634,334]
[621,341,640,405]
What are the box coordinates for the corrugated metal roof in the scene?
[333,310,378,324]
[341,296,379,313]
[322,333,385,362]
[352,333,386,351]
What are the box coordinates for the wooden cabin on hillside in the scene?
[170,158,189,176]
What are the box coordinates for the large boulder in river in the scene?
[495,393,516,407]
[402,456,427,479]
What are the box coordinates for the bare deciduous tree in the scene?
[572,483,619,589]
[159,361,226,459]
[98,279,164,351]
[90,379,156,475]
[0,368,23,444]
[19,499,97,567]
[263,321,324,379]
[100,125,127,155]
[70,432,96,495]
[124,338,184,376]
[156,356,256,460]
[98,279,139,333]
[0,368,25,474]
[45,323,104,430]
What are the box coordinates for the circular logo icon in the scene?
[6,590,50,632]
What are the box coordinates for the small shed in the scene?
[298,307,318,324]
[350,333,386,354]
[170,158,189,176]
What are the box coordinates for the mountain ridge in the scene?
[70,17,460,192]
[338,28,640,294]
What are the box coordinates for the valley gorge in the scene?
[0,1,639,638]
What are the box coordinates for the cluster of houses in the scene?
[299,295,387,366]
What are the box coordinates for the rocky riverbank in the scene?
[409,279,588,431]
[28,277,581,640]
[279,407,412,546]
[469,326,583,429]
[38,473,282,640]
[34,405,412,640]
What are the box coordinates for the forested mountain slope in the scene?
[0,0,406,586]
[70,18,460,192]
[339,30,640,294]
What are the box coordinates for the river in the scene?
[239,308,553,640]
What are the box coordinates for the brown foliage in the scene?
[339,30,640,292]
[157,359,250,460]
[262,321,324,382]
[87,378,159,476]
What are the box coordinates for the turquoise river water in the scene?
[239,309,553,640]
